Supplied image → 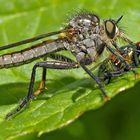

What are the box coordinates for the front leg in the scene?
[106,45,131,71]
[80,63,109,100]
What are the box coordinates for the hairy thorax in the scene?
[63,13,106,65]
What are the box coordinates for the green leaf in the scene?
[0,0,140,139]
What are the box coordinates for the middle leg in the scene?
[33,68,47,96]
[33,54,76,96]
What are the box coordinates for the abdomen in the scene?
[0,39,65,68]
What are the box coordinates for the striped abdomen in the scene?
[0,39,65,68]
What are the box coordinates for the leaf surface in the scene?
[0,0,140,139]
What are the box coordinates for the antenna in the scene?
[116,15,123,24]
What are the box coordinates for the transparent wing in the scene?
[0,29,67,51]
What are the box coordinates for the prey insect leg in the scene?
[6,60,79,119]
[102,70,127,84]
[106,45,131,70]
[100,68,138,84]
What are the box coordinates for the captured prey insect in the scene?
[97,42,140,83]
[0,11,133,119]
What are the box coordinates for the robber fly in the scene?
[0,11,133,119]
[97,42,140,83]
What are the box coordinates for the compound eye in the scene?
[105,20,117,39]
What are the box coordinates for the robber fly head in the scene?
[104,16,123,40]
[104,15,133,44]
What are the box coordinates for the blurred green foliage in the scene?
[0,0,140,140]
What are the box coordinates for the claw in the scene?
[5,97,29,120]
